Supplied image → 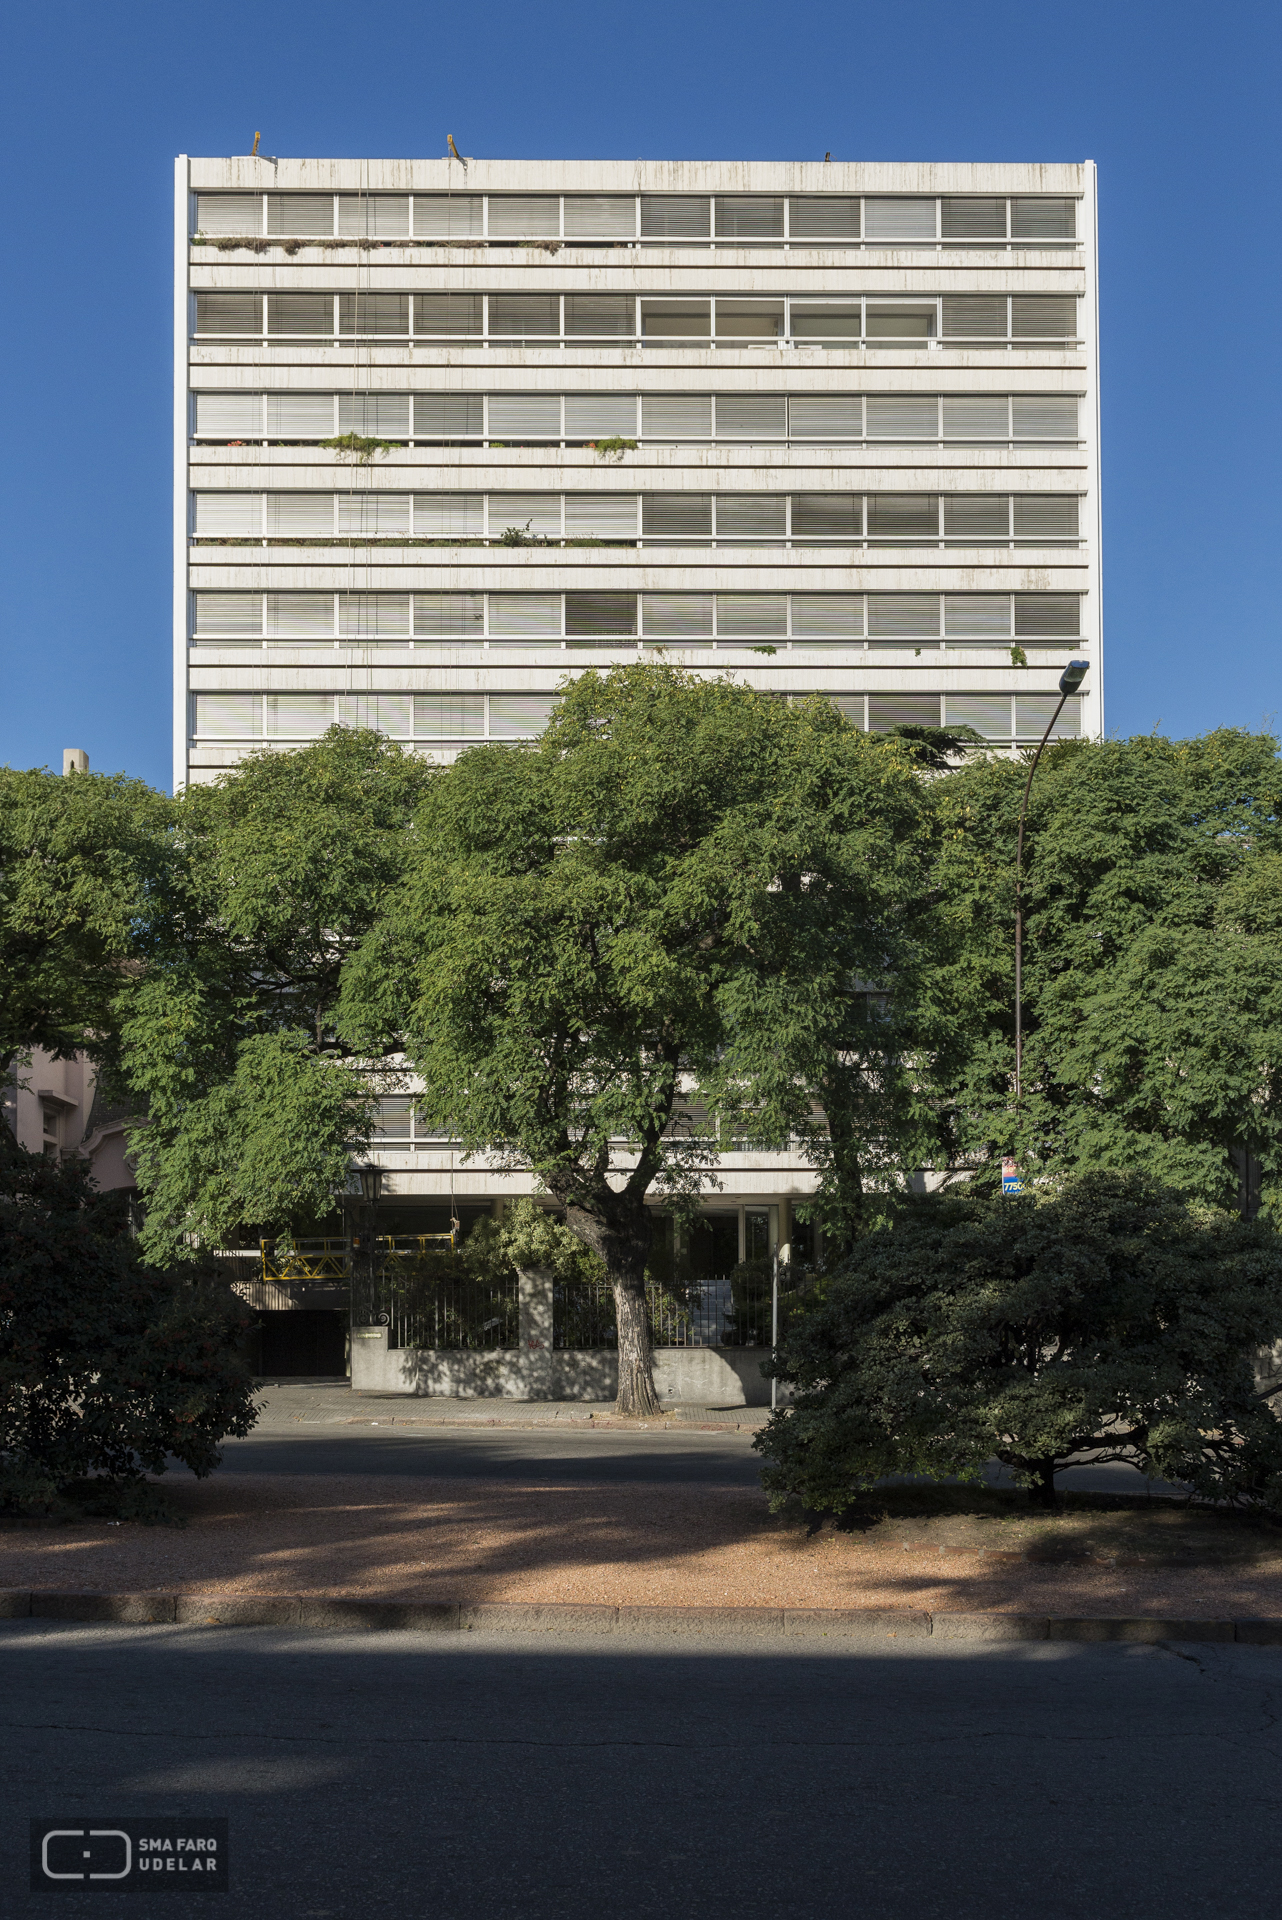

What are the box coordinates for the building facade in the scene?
[175,155,1100,1275]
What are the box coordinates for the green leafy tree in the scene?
[0,763,170,1080]
[755,1173,1282,1513]
[0,1141,257,1514]
[119,729,434,1264]
[932,731,1282,1212]
[340,663,939,1412]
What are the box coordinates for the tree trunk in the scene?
[612,1274,662,1417]
[1031,1458,1059,1509]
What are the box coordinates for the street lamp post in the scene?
[353,1163,384,1322]
[1014,660,1090,1109]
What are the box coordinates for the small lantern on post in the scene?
[353,1164,385,1321]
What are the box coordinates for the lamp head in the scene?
[1058,659,1089,695]
[357,1164,383,1206]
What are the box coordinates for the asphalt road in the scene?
[6,1620,1282,1919]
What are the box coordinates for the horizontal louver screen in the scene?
[943,496,1009,539]
[487,395,561,437]
[267,195,334,236]
[792,494,860,538]
[488,594,561,636]
[490,492,561,537]
[336,693,413,735]
[717,495,786,538]
[194,393,263,436]
[413,195,483,238]
[788,396,862,438]
[193,592,261,636]
[641,395,712,437]
[1014,496,1080,538]
[564,195,636,237]
[195,293,260,335]
[787,197,859,239]
[565,494,638,538]
[869,694,942,729]
[339,294,410,336]
[564,395,638,438]
[337,494,411,537]
[414,593,484,637]
[267,593,333,637]
[338,394,410,435]
[267,494,333,538]
[943,397,1009,438]
[643,593,714,637]
[1014,594,1080,636]
[944,595,1011,636]
[833,696,865,727]
[415,395,484,436]
[948,696,1012,738]
[868,594,939,637]
[717,594,786,637]
[196,194,261,235]
[337,195,409,238]
[1011,296,1077,338]
[792,594,863,639]
[566,591,637,636]
[867,495,938,538]
[414,294,483,335]
[266,294,332,335]
[414,494,484,537]
[1011,198,1076,239]
[864,197,937,239]
[1013,396,1079,439]
[643,495,712,537]
[488,195,559,238]
[866,397,937,438]
[265,394,335,436]
[415,694,485,735]
[267,694,333,734]
[339,593,409,637]
[490,695,557,735]
[489,295,560,335]
[715,197,784,239]
[942,296,1007,338]
[194,494,259,537]
[941,197,1006,239]
[1017,695,1081,738]
[715,396,787,438]
[640,195,709,238]
[193,693,261,736]
[564,295,635,337]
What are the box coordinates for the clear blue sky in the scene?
[1,0,1278,790]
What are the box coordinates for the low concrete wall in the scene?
[350,1328,782,1405]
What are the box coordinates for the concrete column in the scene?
[517,1265,554,1399]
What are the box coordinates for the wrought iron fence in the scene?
[356,1253,519,1352]
[554,1267,816,1350]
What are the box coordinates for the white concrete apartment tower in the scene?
[174,156,1100,793]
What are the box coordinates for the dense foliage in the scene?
[755,1173,1282,1511]
[0,1140,257,1514]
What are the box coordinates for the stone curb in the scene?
[4,1590,1282,1643]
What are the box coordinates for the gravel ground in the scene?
[7,1473,1282,1615]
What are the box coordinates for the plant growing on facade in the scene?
[755,1173,1282,1514]
[320,432,396,463]
[589,437,637,461]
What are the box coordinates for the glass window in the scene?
[266,694,333,735]
[414,593,484,638]
[947,696,1012,738]
[336,693,413,735]
[564,195,636,238]
[415,694,485,736]
[194,493,260,538]
[943,496,1009,540]
[565,395,638,439]
[267,494,332,538]
[1012,396,1080,439]
[832,695,865,727]
[716,594,787,637]
[195,194,261,236]
[643,494,711,538]
[193,692,261,736]
[943,396,1009,439]
[792,594,863,640]
[564,295,634,337]
[865,397,938,438]
[1011,197,1076,240]
[415,394,484,437]
[489,295,560,336]
[791,494,860,539]
[944,594,1011,637]
[267,195,333,236]
[194,392,263,437]
[266,294,332,336]
[715,303,782,339]
[1014,594,1080,637]
[374,1097,414,1139]
[489,493,561,538]
[715,396,787,437]
[487,195,560,238]
[414,494,484,538]
[868,593,939,638]
[195,293,260,335]
[790,305,861,341]
[565,591,637,637]
[865,306,935,340]
[866,494,938,540]
[1011,296,1078,339]
[789,395,862,438]
[564,494,638,539]
[490,694,557,735]
[641,303,711,338]
[788,197,859,240]
[941,296,1007,339]
[337,194,408,238]
[869,694,942,729]
[941,197,1006,239]
[641,394,711,438]
[716,496,786,539]
[339,592,409,638]
[414,294,483,336]
[1014,496,1080,539]
[339,294,410,337]
[338,395,410,436]
[640,195,710,239]
[488,594,561,637]
[864,198,937,240]
[337,494,411,538]
[487,395,561,439]
[1016,695,1081,738]
[266,592,333,638]
[413,195,483,238]
[193,592,262,636]
[266,393,333,437]
[642,593,714,639]
[715,196,784,239]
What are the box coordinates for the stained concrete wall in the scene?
[350,1325,784,1405]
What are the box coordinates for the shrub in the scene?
[755,1173,1282,1513]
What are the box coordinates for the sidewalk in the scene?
[250,1379,771,1431]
